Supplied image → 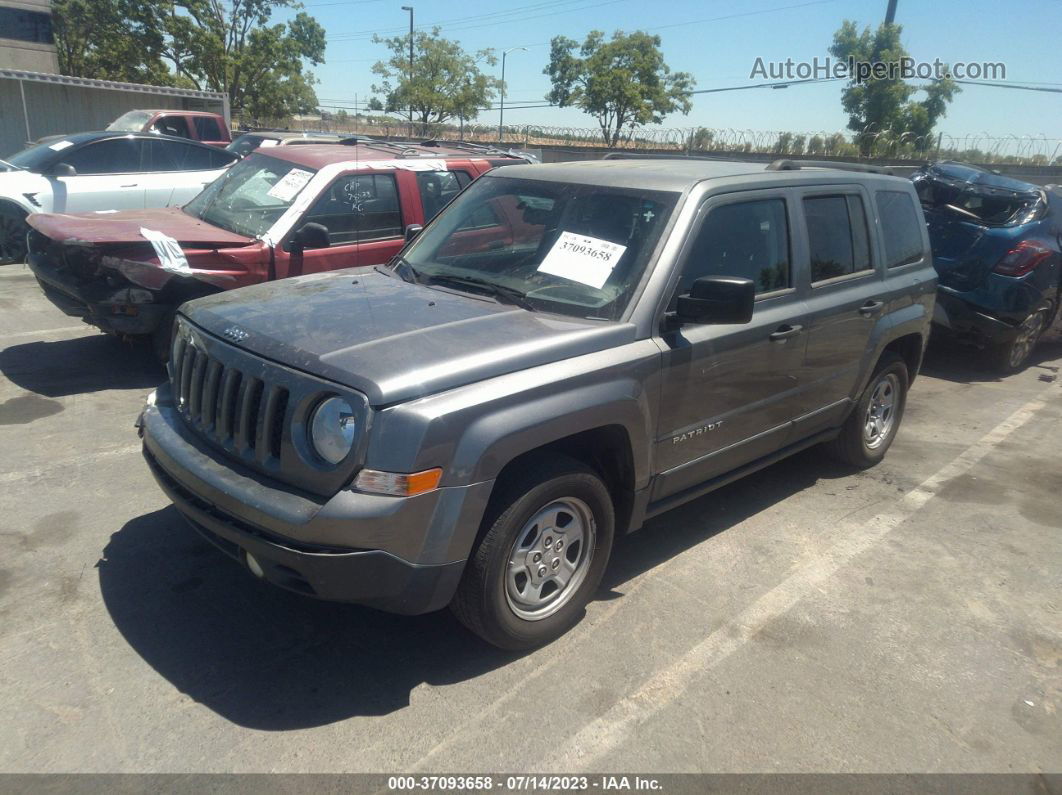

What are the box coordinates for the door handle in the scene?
[769,324,803,341]
[859,300,885,315]
[120,183,138,188]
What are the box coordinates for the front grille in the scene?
[167,316,370,497]
[171,332,288,463]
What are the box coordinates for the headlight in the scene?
[309,396,356,464]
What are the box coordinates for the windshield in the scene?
[4,140,68,172]
[183,153,317,238]
[107,111,154,132]
[401,176,678,321]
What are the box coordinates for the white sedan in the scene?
[0,131,237,264]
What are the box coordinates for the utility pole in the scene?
[884,0,898,24]
[499,46,527,143]
[401,5,414,139]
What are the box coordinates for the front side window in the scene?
[301,173,403,244]
[63,139,143,175]
[877,190,924,267]
[416,170,472,221]
[401,176,678,321]
[805,195,872,282]
[152,116,192,139]
[678,198,791,296]
[183,153,317,238]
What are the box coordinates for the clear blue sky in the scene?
[291,0,1062,138]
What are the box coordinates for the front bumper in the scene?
[28,250,169,336]
[140,392,494,614]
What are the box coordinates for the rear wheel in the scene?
[450,456,614,650]
[0,203,28,265]
[989,305,1050,373]
[825,353,909,468]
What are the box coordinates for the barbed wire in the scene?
[239,115,1062,165]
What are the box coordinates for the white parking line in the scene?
[2,325,87,341]
[557,386,1055,769]
[0,443,142,484]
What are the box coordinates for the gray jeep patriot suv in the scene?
[137,158,936,649]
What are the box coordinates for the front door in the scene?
[653,191,808,502]
[51,138,147,213]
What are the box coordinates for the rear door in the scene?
[50,138,147,212]
[141,139,236,207]
[653,190,809,501]
[795,187,884,429]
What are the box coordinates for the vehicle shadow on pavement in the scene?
[98,506,518,729]
[919,335,1062,385]
[0,333,165,397]
[99,450,847,731]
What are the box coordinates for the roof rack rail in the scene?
[766,159,896,176]
[602,152,735,162]
[338,136,422,156]
[419,138,535,162]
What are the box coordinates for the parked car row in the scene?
[4,135,1057,648]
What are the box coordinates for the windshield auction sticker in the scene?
[267,168,313,202]
[537,231,627,289]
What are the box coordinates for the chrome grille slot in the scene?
[167,317,368,496]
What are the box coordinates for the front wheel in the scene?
[450,456,615,650]
[825,353,909,468]
[0,203,29,265]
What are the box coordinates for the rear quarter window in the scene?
[876,190,924,267]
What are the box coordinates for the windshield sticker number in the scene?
[537,231,627,289]
[266,168,313,202]
[140,227,190,274]
[48,140,74,151]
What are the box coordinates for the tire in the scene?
[450,455,615,650]
[988,304,1051,374]
[825,353,909,469]
[0,203,29,266]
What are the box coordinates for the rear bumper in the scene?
[139,387,493,614]
[28,250,169,336]
[933,287,1021,344]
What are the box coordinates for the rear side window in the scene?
[804,195,872,282]
[194,116,223,140]
[152,116,192,139]
[63,139,143,174]
[877,190,924,267]
[680,198,791,295]
[148,140,234,171]
[302,173,403,243]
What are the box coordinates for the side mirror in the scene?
[291,222,330,253]
[404,224,423,242]
[51,162,76,177]
[673,276,755,326]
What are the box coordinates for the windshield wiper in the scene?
[425,274,536,311]
[384,255,421,284]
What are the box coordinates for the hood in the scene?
[182,268,636,405]
[27,207,252,248]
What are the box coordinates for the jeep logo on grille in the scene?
[222,326,249,343]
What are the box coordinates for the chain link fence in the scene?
[239,115,1062,166]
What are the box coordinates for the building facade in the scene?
[0,0,58,73]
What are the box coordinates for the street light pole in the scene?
[401,5,414,139]
[498,46,527,144]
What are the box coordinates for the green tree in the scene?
[371,28,500,133]
[544,30,694,146]
[830,20,959,156]
[53,0,325,118]
[53,0,175,85]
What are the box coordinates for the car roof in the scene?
[37,131,216,147]
[237,131,345,142]
[142,110,222,118]
[254,142,516,169]
[485,158,912,192]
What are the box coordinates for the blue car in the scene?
[913,161,1061,371]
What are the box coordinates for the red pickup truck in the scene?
[26,140,533,356]
[107,110,231,147]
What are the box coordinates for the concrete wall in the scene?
[0,77,226,157]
